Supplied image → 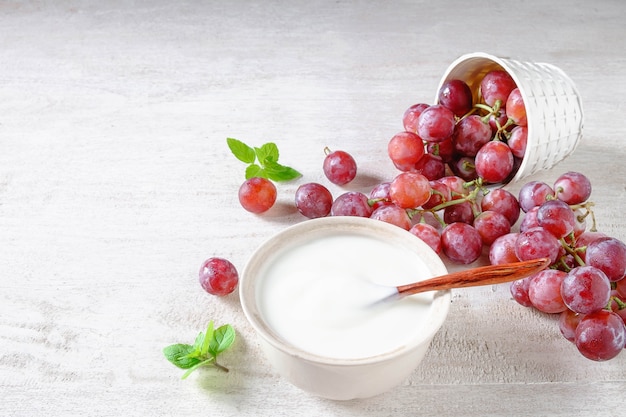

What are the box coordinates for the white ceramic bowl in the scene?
[240,216,450,400]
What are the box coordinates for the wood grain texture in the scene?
[1,1,625,416]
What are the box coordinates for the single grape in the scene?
[553,171,592,204]
[575,231,608,262]
[585,237,626,282]
[389,171,432,209]
[474,140,514,184]
[416,104,456,143]
[449,155,478,181]
[402,103,430,133]
[510,277,533,307]
[489,232,521,265]
[438,175,470,198]
[536,199,576,238]
[616,278,626,299]
[561,266,611,314]
[473,210,511,246]
[199,257,239,296]
[294,182,333,219]
[408,223,442,254]
[438,79,473,117]
[518,181,554,212]
[387,131,425,171]
[422,180,451,210]
[507,125,527,159]
[443,201,475,225]
[441,222,483,264]
[575,310,626,361]
[323,148,357,185]
[480,70,517,108]
[414,153,445,181]
[480,188,521,226]
[453,115,493,157]
[519,206,540,233]
[238,177,277,214]
[528,269,568,313]
[370,204,411,230]
[559,309,583,342]
[505,87,527,126]
[369,182,392,210]
[426,137,455,163]
[330,191,373,217]
[515,226,561,264]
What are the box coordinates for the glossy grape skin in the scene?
[439,175,470,198]
[585,237,626,282]
[536,199,576,238]
[414,153,446,181]
[387,131,425,171]
[474,140,514,184]
[438,79,473,117]
[449,156,478,181]
[510,277,533,307]
[505,88,527,126]
[561,266,611,314]
[518,181,554,212]
[199,257,239,296]
[480,70,517,108]
[515,226,561,264]
[416,104,456,143]
[443,201,474,225]
[508,125,528,159]
[559,309,583,342]
[575,310,626,361]
[294,182,333,219]
[528,269,568,313]
[238,177,277,214]
[369,182,392,210]
[426,137,455,163]
[473,210,511,246]
[323,149,357,185]
[553,171,592,204]
[422,180,451,210]
[370,204,411,230]
[330,191,373,217]
[389,171,432,209]
[489,232,521,265]
[480,188,521,226]
[409,223,442,254]
[453,115,492,157]
[402,103,429,133]
[519,206,540,232]
[441,222,483,264]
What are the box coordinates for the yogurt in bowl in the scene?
[240,216,450,400]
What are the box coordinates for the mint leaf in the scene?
[263,161,302,182]
[208,324,236,357]
[200,321,214,356]
[255,142,279,163]
[163,344,202,369]
[245,164,265,180]
[227,138,256,164]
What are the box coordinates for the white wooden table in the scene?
[1,1,625,416]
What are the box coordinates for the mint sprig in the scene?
[163,321,235,378]
[227,137,301,182]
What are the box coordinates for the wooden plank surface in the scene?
[1,1,625,416]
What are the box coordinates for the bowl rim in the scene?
[240,216,451,367]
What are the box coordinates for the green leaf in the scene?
[192,332,204,351]
[208,324,236,357]
[255,142,279,164]
[263,161,302,182]
[201,321,214,356]
[227,138,256,164]
[245,164,265,180]
[163,344,202,369]
[181,358,215,380]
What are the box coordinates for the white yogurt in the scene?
[256,233,436,359]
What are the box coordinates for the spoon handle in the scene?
[396,257,551,297]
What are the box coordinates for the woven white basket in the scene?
[436,52,584,185]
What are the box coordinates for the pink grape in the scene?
[528,269,568,313]
[409,223,442,254]
[480,70,517,107]
[330,192,373,217]
[369,182,392,210]
[575,310,626,361]
[323,149,357,185]
[505,87,527,126]
[439,175,469,198]
[473,210,511,246]
[414,153,446,180]
[294,182,333,219]
[438,79,473,117]
[508,125,527,159]
[553,171,592,204]
[559,309,583,342]
[453,115,492,157]
[489,232,521,265]
[389,171,432,209]
[416,104,456,143]
[561,266,611,314]
[238,177,277,214]
[518,181,554,212]
[585,237,626,282]
[515,226,561,264]
[510,277,533,307]
[199,257,239,296]
[536,199,576,238]
[370,204,411,230]
[480,188,521,226]
[403,103,429,133]
[474,140,514,184]
[519,206,540,232]
[441,222,482,264]
[387,131,425,171]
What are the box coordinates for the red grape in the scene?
[409,222,442,254]
[489,232,520,265]
[510,277,533,307]
[199,257,239,296]
[449,155,478,181]
[480,70,517,108]
[474,140,514,184]
[443,201,475,225]
[515,226,561,264]
[536,199,576,238]
[330,191,373,217]
[426,137,455,163]
[389,171,432,209]
[528,269,568,314]
[453,115,492,157]
[585,237,626,282]
[402,103,429,133]
[480,188,521,226]
[294,182,333,219]
[518,181,554,212]
[438,79,473,117]
[505,87,527,126]
[370,204,411,230]
[519,206,540,232]
[387,131,425,171]
[473,210,511,246]
[575,310,626,361]
[561,266,611,314]
[441,222,482,264]
[414,153,446,180]
[422,180,451,210]
[416,104,456,143]
[553,171,592,205]
[559,309,583,342]
[507,125,527,159]
[369,182,392,210]
[238,177,277,214]
[323,148,357,185]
